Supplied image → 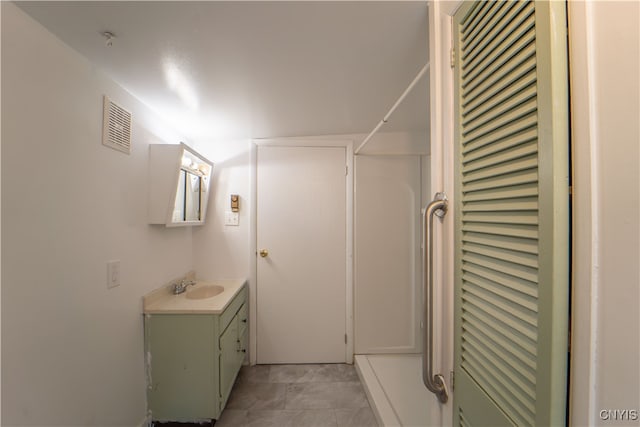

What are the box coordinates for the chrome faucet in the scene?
[173,279,196,295]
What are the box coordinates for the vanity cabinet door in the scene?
[219,302,248,410]
[219,313,239,407]
[237,303,248,362]
[237,303,248,338]
[145,315,218,420]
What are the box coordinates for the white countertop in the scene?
[143,279,247,314]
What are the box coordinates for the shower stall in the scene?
[353,152,447,426]
[352,61,450,426]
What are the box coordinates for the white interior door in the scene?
[256,145,347,364]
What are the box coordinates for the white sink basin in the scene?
[186,285,225,300]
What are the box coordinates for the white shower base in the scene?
[355,354,436,427]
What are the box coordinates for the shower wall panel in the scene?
[354,155,425,354]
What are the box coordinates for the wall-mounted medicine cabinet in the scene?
[149,143,214,227]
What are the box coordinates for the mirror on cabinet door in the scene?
[149,143,213,227]
[172,169,187,222]
[185,171,200,221]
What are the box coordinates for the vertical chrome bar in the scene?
[422,192,449,403]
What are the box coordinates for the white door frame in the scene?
[428,2,460,426]
[566,2,640,424]
[249,138,354,366]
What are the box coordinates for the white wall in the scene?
[192,140,252,281]
[2,4,195,425]
[569,2,640,425]
[190,130,428,285]
[355,131,429,156]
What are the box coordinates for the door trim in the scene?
[427,2,461,426]
[249,138,354,365]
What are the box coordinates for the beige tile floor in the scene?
[215,364,378,427]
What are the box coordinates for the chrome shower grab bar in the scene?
[422,192,449,404]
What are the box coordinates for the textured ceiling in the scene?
[16,1,429,143]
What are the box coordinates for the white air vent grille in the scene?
[102,95,131,154]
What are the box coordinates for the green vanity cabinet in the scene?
[144,284,247,422]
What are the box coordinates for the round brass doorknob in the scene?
[259,249,269,258]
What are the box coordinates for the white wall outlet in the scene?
[107,260,121,289]
[225,211,239,226]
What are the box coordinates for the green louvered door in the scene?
[452,1,570,426]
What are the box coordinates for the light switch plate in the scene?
[107,260,121,289]
[225,211,239,226]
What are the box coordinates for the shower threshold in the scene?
[355,354,438,427]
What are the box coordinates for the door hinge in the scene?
[346,165,349,176]
[450,371,455,392]
[450,48,455,68]
[345,334,348,344]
